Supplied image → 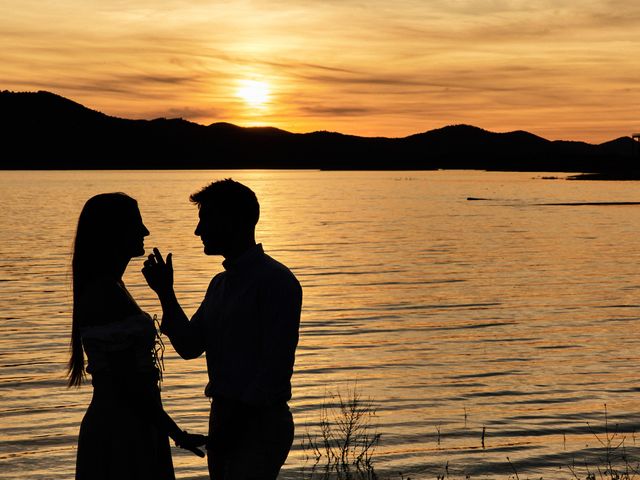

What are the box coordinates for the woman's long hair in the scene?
[67,193,139,387]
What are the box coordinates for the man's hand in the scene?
[175,431,208,458]
[142,248,174,297]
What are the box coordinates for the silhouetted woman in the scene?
[68,193,206,480]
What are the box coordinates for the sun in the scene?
[236,80,270,108]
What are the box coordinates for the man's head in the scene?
[190,179,260,256]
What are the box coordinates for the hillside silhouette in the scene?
[1,90,637,172]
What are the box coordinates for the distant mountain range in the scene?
[1,90,638,172]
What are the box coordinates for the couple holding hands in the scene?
[68,179,302,480]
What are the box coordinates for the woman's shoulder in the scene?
[78,276,119,298]
[76,277,140,326]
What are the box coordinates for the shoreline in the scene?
[2,167,640,180]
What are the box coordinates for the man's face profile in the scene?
[194,204,234,255]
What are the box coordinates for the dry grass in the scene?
[302,385,381,480]
[567,405,640,480]
[302,397,639,480]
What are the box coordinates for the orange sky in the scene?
[2,1,639,143]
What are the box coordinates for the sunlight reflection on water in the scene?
[1,170,640,479]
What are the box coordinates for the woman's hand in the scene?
[142,248,174,297]
[175,431,208,458]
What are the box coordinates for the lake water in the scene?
[1,170,640,479]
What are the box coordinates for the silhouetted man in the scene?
[142,179,302,480]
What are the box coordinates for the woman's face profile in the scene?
[116,205,150,259]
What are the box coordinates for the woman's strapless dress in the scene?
[75,313,175,480]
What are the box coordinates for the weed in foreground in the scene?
[302,398,639,480]
[567,405,640,480]
[302,385,381,480]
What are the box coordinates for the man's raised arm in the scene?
[143,248,205,359]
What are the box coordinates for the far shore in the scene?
[566,171,640,180]
[4,167,640,181]
[3,91,638,173]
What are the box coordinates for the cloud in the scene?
[297,105,379,117]
[146,105,221,120]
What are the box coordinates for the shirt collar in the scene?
[222,243,264,272]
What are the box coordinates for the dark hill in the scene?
[1,90,636,171]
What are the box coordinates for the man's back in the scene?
[199,243,302,406]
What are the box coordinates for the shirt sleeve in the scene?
[160,277,219,360]
[241,271,302,407]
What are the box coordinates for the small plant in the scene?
[302,385,381,480]
[436,460,450,479]
[568,404,640,480]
